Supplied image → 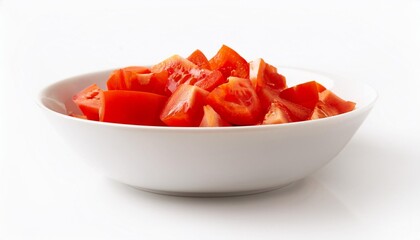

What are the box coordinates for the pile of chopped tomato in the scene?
[71,45,356,127]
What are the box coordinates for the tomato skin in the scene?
[187,68,225,92]
[160,84,209,127]
[319,90,356,114]
[72,84,103,121]
[279,81,325,110]
[100,90,167,126]
[249,58,287,111]
[262,102,292,125]
[199,105,231,127]
[207,77,262,125]
[209,45,249,79]
[187,49,211,70]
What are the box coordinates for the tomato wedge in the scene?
[249,58,287,111]
[207,77,261,125]
[151,55,224,93]
[262,102,293,125]
[319,90,356,114]
[209,45,249,79]
[279,81,326,110]
[160,84,209,127]
[276,98,311,122]
[199,105,230,127]
[100,90,167,126]
[187,49,211,70]
[107,66,151,90]
[106,66,169,96]
[72,84,103,120]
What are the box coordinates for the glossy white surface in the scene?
[1,0,420,239]
[38,68,376,195]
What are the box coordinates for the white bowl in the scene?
[38,67,377,197]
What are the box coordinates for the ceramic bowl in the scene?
[38,67,377,196]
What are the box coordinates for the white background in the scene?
[1,0,420,239]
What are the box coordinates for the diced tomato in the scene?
[279,81,326,110]
[187,49,211,70]
[310,101,339,120]
[125,70,169,96]
[106,66,169,95]
[209,45,249,79]
[107,66,151,90]
[151,55,225,93]
[107,69,126,90]
[319,90,356,114]
[199,105,230,127]
[207,77,261,125]
[160,84,209,127]
[99,90,167,126]
[276,98,311,122]
[187,68,225,92]
[249,58,287,111]
[72,84,103,121]
[262,102,292,125]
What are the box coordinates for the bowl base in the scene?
[132,182,296,197]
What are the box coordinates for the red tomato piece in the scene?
[310,101,339,120]
[249,58,287,111]
[160,84,209,127]
[319,90,356,114]
[187,49,211,70]
[262,102,293,125]
[187,68,225,92]
[100,90,167,126]
[207,77,262,125]
[107,66,151,91]
[107,69,126,90]
[209,45,249,79]
[72,84,103,121]
[279,81,326,110]
[276,98,312,122]
[125,70,169,96]
[199,105,231,127]
[151,55,225,93]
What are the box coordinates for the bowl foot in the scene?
[132,182,296,198]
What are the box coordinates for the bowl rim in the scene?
[37,66,378,133]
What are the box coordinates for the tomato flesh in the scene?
[100,90,167,126]
[199,105,230,127]
[249,58,287,111]
[160,84,209,127]
[151,54,225,93]
[262,102,292,125]
[187,49,211,70]
[279,81,325,110]
[207,77,261,125]
[209,45,249,79]
[72,84,103,120]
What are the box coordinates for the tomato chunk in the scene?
[249,58,287,111]
[72,84,103,121]
[100,90,167,126]
[209,45,249,79]
[276,98,311,122]
[262,102,293,125]
[207,77,261,125]
[187,49,211,70]
[199,105,230,127]
[151,55,224,93]
[279,81,326,110]
[107,66,151,91]
[319,90,356,114]
[160,84,209,127]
